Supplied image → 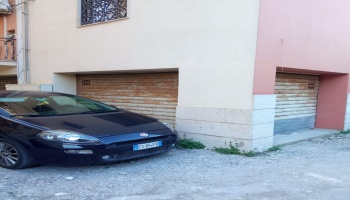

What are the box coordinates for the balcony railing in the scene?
[0,36,16,61]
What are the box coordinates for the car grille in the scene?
[106,135,177,149]
[104,145,171,161]
[102,135,177,162]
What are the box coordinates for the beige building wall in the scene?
[27,0,262,150]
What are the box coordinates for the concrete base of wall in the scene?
[177,132,252,152]
[251,95,276,151]
[175,106,253,151]
[176,95,276,152]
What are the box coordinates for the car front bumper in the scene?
[27,134,178,165]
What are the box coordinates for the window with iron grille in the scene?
[81,0,127,25]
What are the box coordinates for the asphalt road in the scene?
[1,133,350,200]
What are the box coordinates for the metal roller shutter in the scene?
[274,73,319,134]
[77,72,178,126]
[0,77,17,90]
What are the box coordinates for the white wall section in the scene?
[344,94,350,130]
[176,106,253,151]
[53,74,77,94]
[251,95,276,151]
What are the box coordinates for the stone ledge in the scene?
[176,119,251,139]
[178,131,252,152]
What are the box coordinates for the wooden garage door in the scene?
[77,72,178,126]
[0,77,17,90]
[274,73,319,134]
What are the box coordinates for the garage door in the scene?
[77,72,178,126]
[0,77,17,90]
[274,73,319,134]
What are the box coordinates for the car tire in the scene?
[0,138,36,169]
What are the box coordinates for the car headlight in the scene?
[161,121,175,132]
[38,130,100,143]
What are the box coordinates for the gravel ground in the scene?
[1,134,350,200]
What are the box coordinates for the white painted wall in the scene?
[53,74,76,94]
[28,0,260,110]
[344,94,350,130]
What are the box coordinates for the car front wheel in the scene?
[0,138,35,169]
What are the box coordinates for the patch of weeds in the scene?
[267,146,282,152]
[340,129,350,134]
[243,151,258,157]
[177,138,206,149]
[214,143,258,157]
[214,144,240,155]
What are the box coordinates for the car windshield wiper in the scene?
[80,111,97,114]
[94,110,120,113]
[55,111,103,116]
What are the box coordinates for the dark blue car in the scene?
[0,91,178,169]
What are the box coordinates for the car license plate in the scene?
[133,141,162,151]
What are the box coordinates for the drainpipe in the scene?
[16,0,30,84]
[24,0,28,83]
[16,0,25,84]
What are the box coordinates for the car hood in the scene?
[17,111,167,137]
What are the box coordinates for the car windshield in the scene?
[0,93,117,117]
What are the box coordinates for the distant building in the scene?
[0,0,17,89]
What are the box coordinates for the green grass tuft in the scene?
[340,129,350,134]
[214,145,241,155]
[214,145,259,157]
[243,151,258,157]
[267,146,282,152]
[177,138,206,149]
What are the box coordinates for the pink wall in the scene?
[254,0,350,130]
[254,0,350,94]
[315,74,348,129]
